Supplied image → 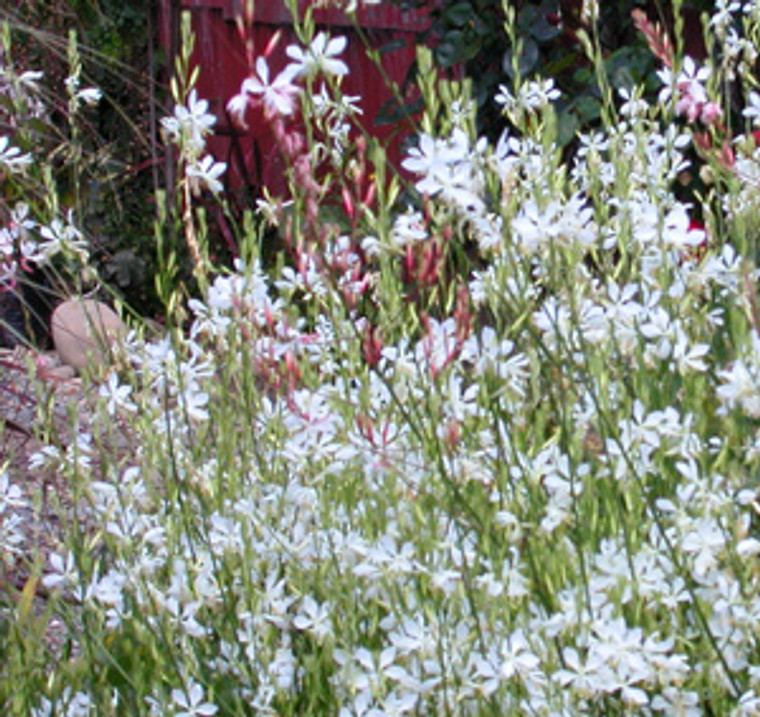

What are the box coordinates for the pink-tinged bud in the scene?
[453,284,472,343]
[283,350,302,389]
[631,8,674,69]
[362,324,383,367]
[356,413,375,444]
[306,196,319,227]
[443,419,461,448]
[363,181,376,211]
[719,140,735,168]
[692,131,711,152]
[284,223,294,250]
[352,162,365,189]
[419,241,441,287]
[18,256,34,274]
[264,29,282,59]
[342,186,355,222]
[403,245,417,285]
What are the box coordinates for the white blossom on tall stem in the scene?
[658,56,722,125]
[228,57,301,123]
[285,32,349,79]
[161,89,217,161]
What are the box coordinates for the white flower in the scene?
[76,87,102,106]
[161,89,217,159]
[286,32,349,79]
[717,335,760,417]
[186,155,227,195]
[710,0,741,32]
[554,645,618,699]
[401,133,452,178]
[0,471,26,511]
[658,56,721,124]
[171,680,218,717]
[42,551,79,591]
[180,380,209,422]
[226,90,249,128]
[496,78,560,115]
[17,70,44,92]
[293,596,333,642]
[238,57,301,118]
[618,87,649,118]
[681,518,726,576]
[0,136,32,172]
[744,91,760,127]
[392,209,429,247]
[37,215,89,262]
[99,372,136,416]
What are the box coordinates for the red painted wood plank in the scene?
[180,0,434,30]
[160,0,432,194]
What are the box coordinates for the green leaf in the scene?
[572,95,601,122]
[436,40,462,69]
[557,108,580,147]
[502,37,540,79]
[527,9,561,42]
[444,2,474,28]
[605,46,656,89]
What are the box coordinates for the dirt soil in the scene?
[0,346,87,654]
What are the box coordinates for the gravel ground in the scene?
[0,347,86,660]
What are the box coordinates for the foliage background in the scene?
[1,0,162,322]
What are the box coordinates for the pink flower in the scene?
[699,101,722,126]
[228,57,301,121]
[658,57,722,126]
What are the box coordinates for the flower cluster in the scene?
[15,4,760,716]
[227,31,348,126]
[0,41,95,292]
[161,89,227,195]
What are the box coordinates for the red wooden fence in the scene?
[158,1,436,196]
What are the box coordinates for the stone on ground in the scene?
[51,299,126,372]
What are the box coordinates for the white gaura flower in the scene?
[76,86,102,106]
[618,86,649,118]
[286,32,349,79]
[161,89,217,159]
[401,133,452,178]
[186,155,227,195]
[743,90,760,127]
[99,371,136,416]
[238,57,301,118]
[717,333,760,417]
[391,209,429,247]
[42,550,79,591]
[180,379,209,422]
[495,78,560,116]
[37,214,89,262]
[0,136,32,172]
[16,69,44,93]
[553,646,616,698]
[293,596,333,642]
[0,471,26,511]
[680,517,726,576]
[171,680,218,717]
[225,90,249,129]
[661,204,705,249]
